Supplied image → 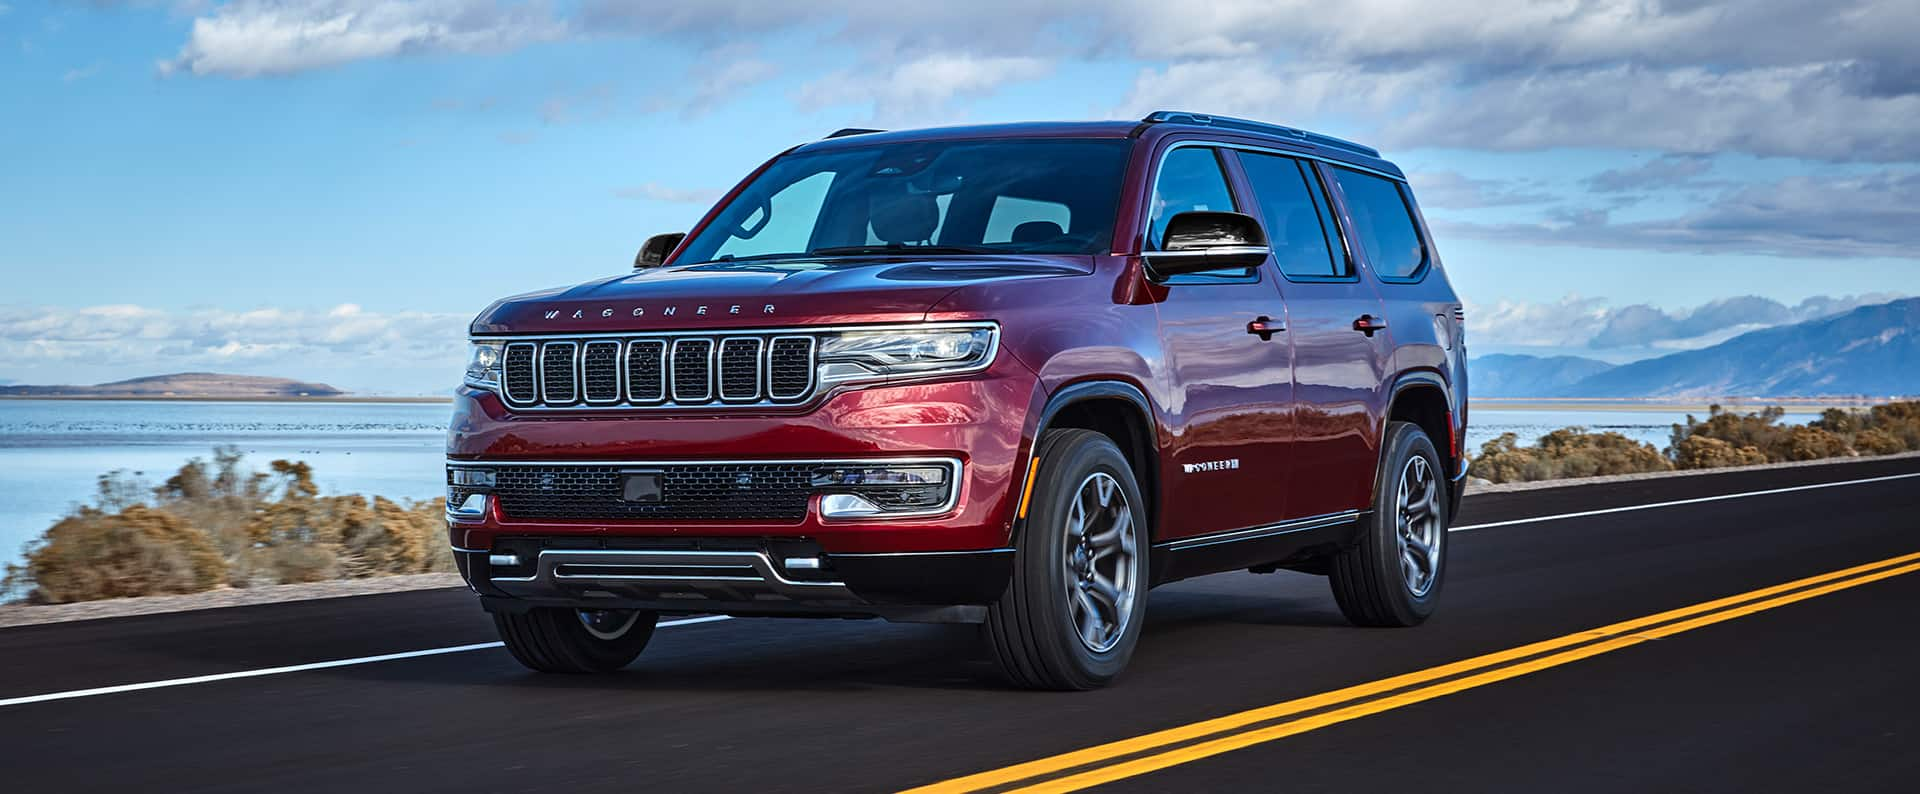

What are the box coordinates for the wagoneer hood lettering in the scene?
[469,255,1090,334]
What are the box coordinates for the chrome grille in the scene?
[540,342,578,404]
[494,333,818,410]
[768,337,815,401]
[581,341,621,404]
[718,338,762,401]
[671,338,715,403]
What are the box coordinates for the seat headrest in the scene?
[869,185,940,244]
[1011,220,1064,244]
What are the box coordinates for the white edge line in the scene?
[1451,471,1920,533]
[0,614,731,708]
[6,470,1915,709]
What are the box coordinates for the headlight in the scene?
[815,325,997,387]
[464,341,504,389]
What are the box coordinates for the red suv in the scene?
[448,111,1468,689]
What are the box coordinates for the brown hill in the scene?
[0,373,345,398]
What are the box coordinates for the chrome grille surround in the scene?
[476,322,995,412]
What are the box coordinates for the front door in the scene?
[1231,150,1392,520]
[1147,145,1296,539]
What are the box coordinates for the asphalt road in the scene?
[2,458,1917,793]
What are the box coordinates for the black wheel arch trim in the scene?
[1025,379,1162,538]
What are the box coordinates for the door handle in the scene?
[1247,316,1283,341]
[1353,315,1387,336]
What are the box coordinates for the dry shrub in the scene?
[9,506,227,604]
[1671,435,1769,470]
[4,447,451,604]
[1852,428,1906,456]
[1471,428,1671,484]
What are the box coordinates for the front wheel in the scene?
[985,429,1149,690]
[494,607,658,673]
[1329,421,1449,627]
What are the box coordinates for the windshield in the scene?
[676,138,1130,263]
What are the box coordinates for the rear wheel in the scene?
[985,429,1148,690]
[494,607,658,673]
[1329,421,1449,627]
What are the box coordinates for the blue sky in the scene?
[2,0,1916,394]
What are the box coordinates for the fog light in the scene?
[811,465,948,488]
[447,493,489,520]
[813,462,957,518]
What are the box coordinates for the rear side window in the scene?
[1237,153,1348,279]
[1331,168,1428,280]
[1147,147,1237,249]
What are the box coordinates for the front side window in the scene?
[676,139,1130,263]
[1331,168,1428,280]
[1238,152,1347,279]
[1147,147,1237,249]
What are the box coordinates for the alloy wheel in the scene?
[1060,472,1139,654]
[1395,456,1444,597]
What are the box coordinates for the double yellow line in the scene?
[907,550,1920,793]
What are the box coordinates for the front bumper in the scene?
[456,539,1013,622]
[444,353,1041,555]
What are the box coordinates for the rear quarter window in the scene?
[1331,168,1428,281]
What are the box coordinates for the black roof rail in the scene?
[826,127,885,139]
[1141,111,1381,159]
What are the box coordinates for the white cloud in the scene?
[794,53,1051,123]
[1437,169,1920,259]
[0,303,469,394]
[159,0,567,77]
[144,1,1920,163]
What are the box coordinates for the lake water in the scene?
[0,399,1817,569]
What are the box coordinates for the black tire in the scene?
[985,429,1150,690]
[1330,421,1449,627]
[493,607,658,673]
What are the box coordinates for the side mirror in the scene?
[1144,211,1270,278]
[634,232,686,269]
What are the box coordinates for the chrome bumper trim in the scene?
[489,549,860,604]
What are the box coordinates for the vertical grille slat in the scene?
[483,330,836,409]
[540,342,579,404]
[671,338,715,404]
[581,341,622,403]
[718,338,763,402]
[502,343,539,405]
[767,337,816,401]
[625,340,667,403]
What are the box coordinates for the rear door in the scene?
[1231,151,1392,520]
[1146,144,1296,539]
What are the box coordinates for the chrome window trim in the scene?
[501,342,541,406]
[669,337,716,404]
[765,334,817,402]
[538,341,579,405]
[580,340,624,405]
[1138,138,1401,256]
[717,336,764,402]
[446,456,964,519]
[625,338,668,404]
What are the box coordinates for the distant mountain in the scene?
[0,373,345,398]
[1470,354,1617,397]
[1562,298,1920,398]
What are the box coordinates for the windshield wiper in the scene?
[807,244,999,257]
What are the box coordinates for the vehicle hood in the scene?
[470,255,1091,334]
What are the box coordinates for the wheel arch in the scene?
[1028,380,1162,541]
[1384,370,1457,475]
